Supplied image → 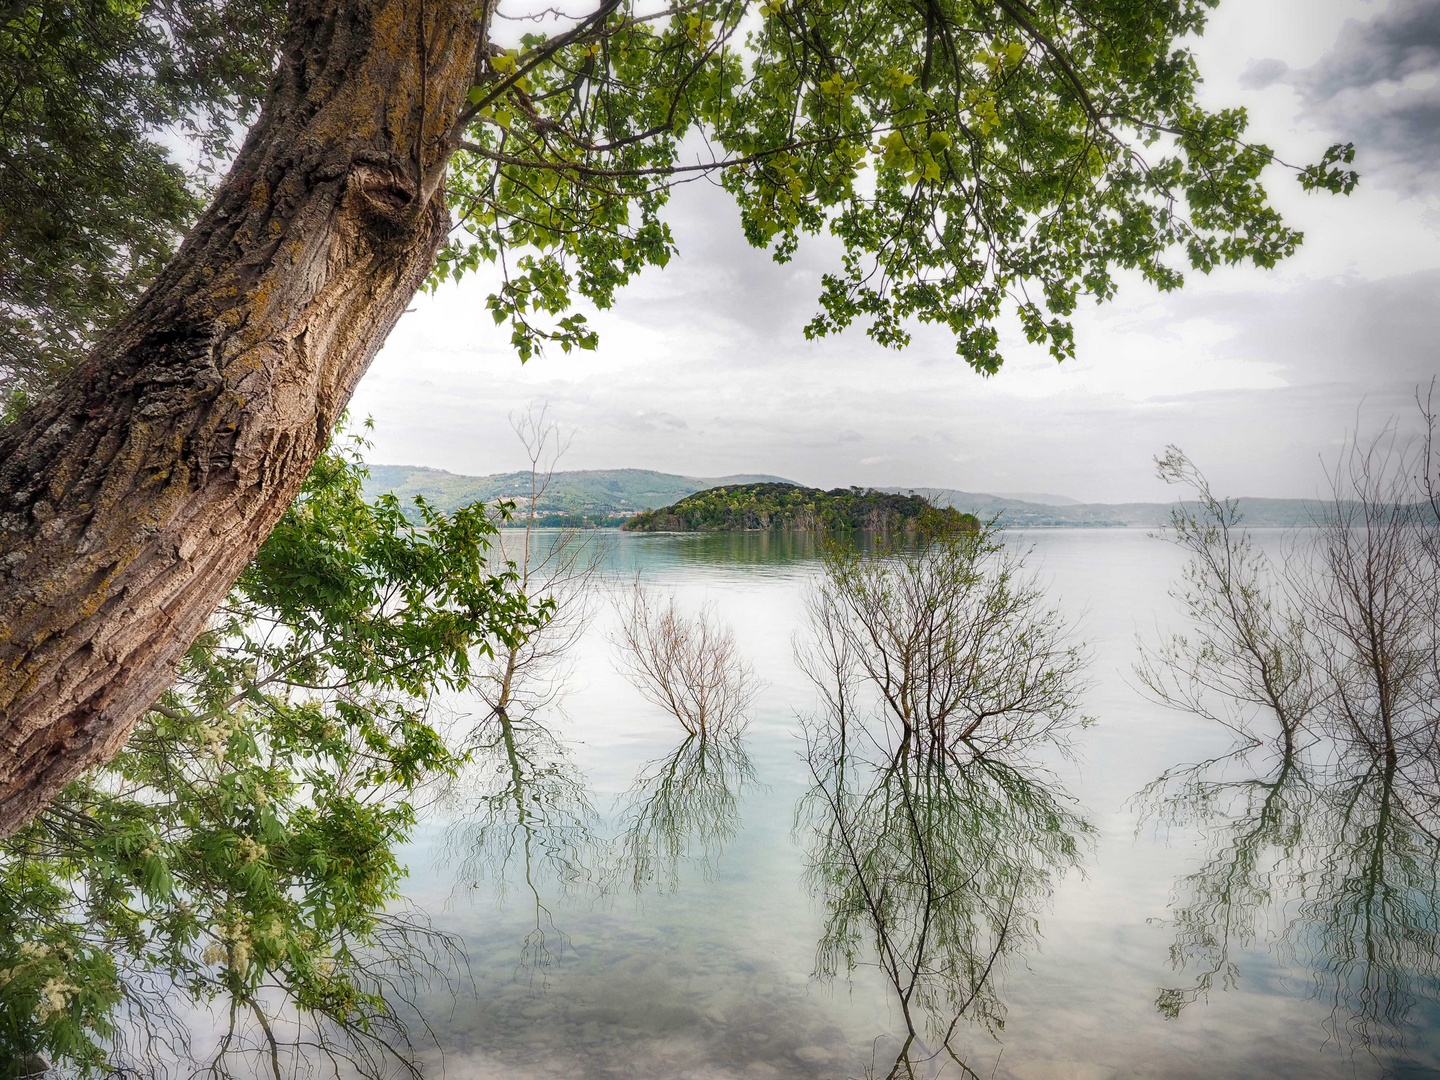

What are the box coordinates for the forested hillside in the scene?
[623,483,979,533]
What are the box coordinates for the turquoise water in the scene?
[399,529,1440,1080]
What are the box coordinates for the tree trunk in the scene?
[0,0,486,836]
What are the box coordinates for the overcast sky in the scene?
[350,0,1440,503]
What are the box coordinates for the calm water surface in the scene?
[399,529,1440,1080]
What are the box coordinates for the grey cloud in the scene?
[628,410,689,431]
[355,261,1440,504]
[1289,0,1440,194]
[1300,0,1440,96]
[609,180,845,361]
[1161,268,1440,393]
[1239,57,1290,90]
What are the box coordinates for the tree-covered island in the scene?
[623,483,979,533]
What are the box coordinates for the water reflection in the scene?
[638,529,823,567]
[795,528,1093,1076]
[1303,753,1440,1056]
[443,648,763,970]
[441,709,604,985]
[610,529,913,579]
[412,524,1440,1080]
[613,730,758,894]
[800,723,1089,1077]
[1138,746,1320,1017]
[1141,741,1440,1063]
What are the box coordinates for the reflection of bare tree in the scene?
[1303,753,1440,1057]
[611,730,758,893]
[1140,398,1440,1067]
[441,709,603,985]
[1139,741,1440,1065]
[479,406,607,717]
[800,722,1089,1079]
[1136,745,1319,1018]
[609,581,761,737]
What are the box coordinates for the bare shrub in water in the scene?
[609,582,761,736]
[478,406,607,719]
[798,525,1089,755]
[1136,447,1319,752]
[1146,390,1440,766]
[1301,415,1440,767]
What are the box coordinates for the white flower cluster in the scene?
[0,942,47,987]
[200,710,244,764]
[202,917,253,974]
[236,836,267,863]
[0,945,81,1024]
[36,976,81,1022]
[257,916,288,959]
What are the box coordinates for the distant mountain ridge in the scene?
[364,465,796,521]
[363,465,1334,528]
[882,488,1332,528]
[986,491,1082,506]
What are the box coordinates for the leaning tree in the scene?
[0,0,1356,834]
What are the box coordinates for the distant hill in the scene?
[364,465,795,522]
[987,491,1082,506]
[363,464,1341,529]
[885,488,1333,528]
[623,483,980,533]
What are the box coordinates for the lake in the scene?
[396,528,1440,1080]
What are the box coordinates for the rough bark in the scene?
[0,0,486,835]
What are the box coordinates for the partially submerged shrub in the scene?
[609,582,761,737]
[1143,392,1440,767]
[476,407,606,719]
[1135,447,1318,752]
[798,525,1090,756]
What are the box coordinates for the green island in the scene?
[622,482,980,533]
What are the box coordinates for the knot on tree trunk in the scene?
[346,155,420,231]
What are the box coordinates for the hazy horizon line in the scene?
[363,460,1342,507]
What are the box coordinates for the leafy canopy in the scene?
[443,0,1358,366]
